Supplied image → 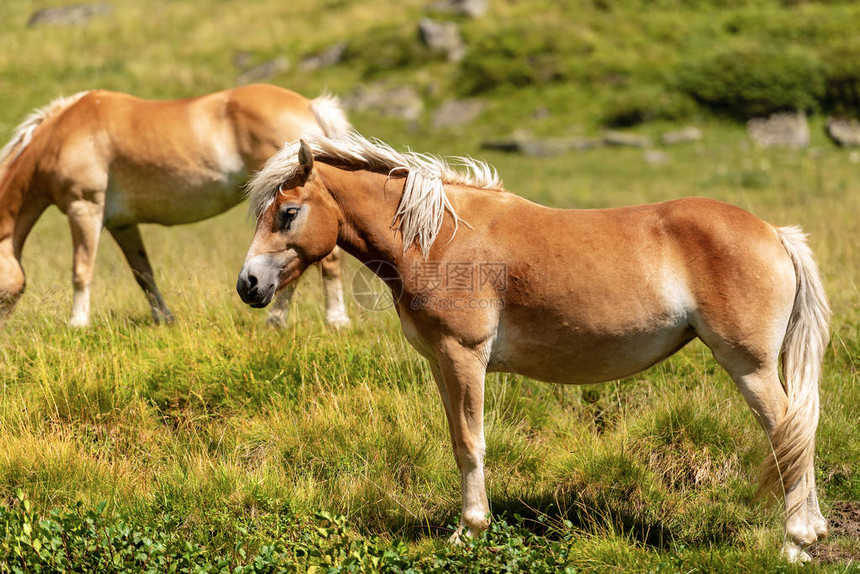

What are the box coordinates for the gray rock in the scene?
[826,118,860,147]
[661,127,702,146]
[481,135,603,156]
[299,41,347,71]
[643,150,669,165]
[432,99,486,129]
[480,139,522,153]
[603,131,652,148]
[343,84,424,122]
[426,0,488,18]
[517,139,578,157]
[232,51,254,70]
[418,19,464,62]
[28,3,112,27]
[747,112,809,148]
[236,58,290,84]
[532,106,551,120]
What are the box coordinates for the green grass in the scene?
[1,0,860,571]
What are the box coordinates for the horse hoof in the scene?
[325,311,350,330]
[448,526,464,545]
[327,317,350,330]
[153,310,175,325]
[782,542,812,563]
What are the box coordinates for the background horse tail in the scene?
[0,91,90,166]
[761,226,831,513]
[310,94,352,137]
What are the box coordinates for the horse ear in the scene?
[298,140,314,175]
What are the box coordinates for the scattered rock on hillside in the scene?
[643,150,669,164]
[426,0,488,18]
[825,118,860,147]
[343,84,423,122]
[418,19,465,62]
[661,127,702,146]
[28,3,112,27]
[299,41,347,71]
[432,99,486,129]
[481,133,603,157]
[603,131,652,148]
[747,112,809,148]
[232,51,253,70]
[236,58,290,84]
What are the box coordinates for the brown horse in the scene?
[0,84,350,327]
[237,133,830,561]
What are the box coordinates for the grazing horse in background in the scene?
[0,84,350,327]
[237,133,830,562]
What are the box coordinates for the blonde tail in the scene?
[761,226,830,514]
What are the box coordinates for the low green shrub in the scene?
[676,41,826,118]
[457,22,596,95]
[0,493,586,573]
[601,86,698,127]
[344,25,446,79]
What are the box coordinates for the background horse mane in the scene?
[248,131,504,256]
[0,91,90,168]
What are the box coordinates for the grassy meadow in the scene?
[1,0,859,571]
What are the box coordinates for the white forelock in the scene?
[247,131,503,256]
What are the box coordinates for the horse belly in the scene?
[104,168,248,227]
[489,312,695,385]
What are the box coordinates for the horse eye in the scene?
[281,207,299,231]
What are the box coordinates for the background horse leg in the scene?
[107,224,174,324]
[319,247,349,329]
[266,282,297,328]
[67,199,104,327]
[433,339,490,541]
[0,239,25,318]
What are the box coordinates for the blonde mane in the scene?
[309,94,352,137]
[248,131,503,256]
[0,92,90,170]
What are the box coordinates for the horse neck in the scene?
[0,148,51,259]
[318,163,407,266]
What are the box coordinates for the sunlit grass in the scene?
[1,0,858,569]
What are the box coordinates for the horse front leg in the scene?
[432,339,490,541]
[67,199,104,327]
[107,224,174,325]
[319,247,349,329]
[0,239,25,319]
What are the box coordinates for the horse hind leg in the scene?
[807,471,827,539]
[694,307,816,559]
[723,362,817,561]
[107,224,174,325]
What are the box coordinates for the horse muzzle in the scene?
[236,255,281,308]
